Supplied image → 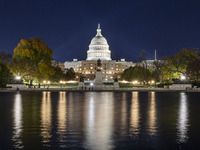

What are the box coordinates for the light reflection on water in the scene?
[40,92,52,146]
[7,91,198,149]
[57,92,67,147]
[130,92,140,139]
[84,92,114,150]
[148,92,157,136]
[177,92,189,143]
[12,92,23,149]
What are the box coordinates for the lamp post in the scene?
[181,75,186,80]
[15,76,21,84]
[90,82,94,90]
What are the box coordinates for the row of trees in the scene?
[0,52,12,87]
[1,37,200,87]
[0,38,75,87]
[121,48,200,84]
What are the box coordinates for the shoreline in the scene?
[1,87,200,92]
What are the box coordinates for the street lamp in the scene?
[181,75,186,80]
[15,76,21,80]
[90,82,94,90]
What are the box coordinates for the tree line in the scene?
[121,48,200,86]
[0,38,75,87]
[1,37,200,87]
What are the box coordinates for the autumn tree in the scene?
[167,48,199,80]
[10,38,54,84]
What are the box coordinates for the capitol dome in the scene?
[87,24,111,60]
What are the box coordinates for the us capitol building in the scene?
[63,24,136,81]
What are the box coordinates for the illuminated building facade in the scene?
[64,24,135,81]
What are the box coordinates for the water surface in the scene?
[0,91,200,149]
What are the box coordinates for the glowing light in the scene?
[41,92,52,145]
[177,92,189,143]
[43,80,46,84]
[67,81,77,83]
[57,92,67,144]
[13,93,23,149]
[148,92,157,136]
[47,81,50,84]
[90,83,94,86]
[181,75,186,80]
[130,92,140,139]
[15,76,21,80]
[151,80,155,84]
[122,80,127,83]
[132,80,138,84]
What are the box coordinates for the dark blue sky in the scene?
[1,0,200,62]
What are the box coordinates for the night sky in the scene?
[1,0,200,62]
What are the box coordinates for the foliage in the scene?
[65,68,75,81]
[10,38,54,84]
[0,52,12,64]
[0,63,12,87]
[151,60,169,82]
[186,57,200,81]
[121,66,152,82]
[167,48,199,79]
[50,66,65,82]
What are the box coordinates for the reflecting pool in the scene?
[0,91,200,149]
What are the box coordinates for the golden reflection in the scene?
[121,92,127,129]
[84,92,114,150]
[57,92,67,146]
[177,92,189,143]
[148,92,157,136]
[12,92,24,149]
[41,92,52,145]
[130,92,140,139]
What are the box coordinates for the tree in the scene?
[0,63,12,87]
[10,38,54,84]
[0,52,12,64]
[50,66,65,82]
[151,60,168,83]
[186,57,200,82]
[167,48,199,80]
[121,66,152,83]
[65,68,75,81]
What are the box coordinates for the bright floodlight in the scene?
[15,76,21,80]
[90,83,94,86]
[181,75,186,80]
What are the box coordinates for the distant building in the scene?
[63,24,136,81]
